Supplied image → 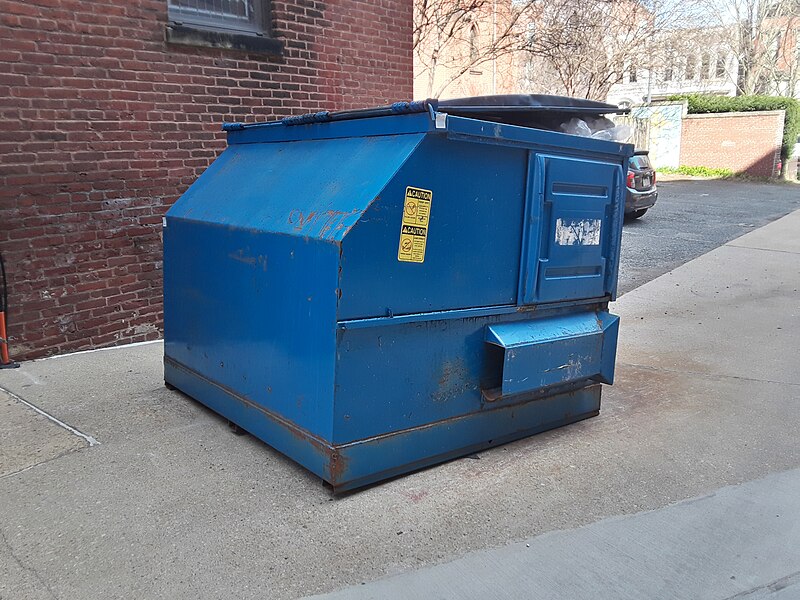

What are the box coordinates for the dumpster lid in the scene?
[225,94,628,131]
[430,94,627,129]
[433,94,623,115]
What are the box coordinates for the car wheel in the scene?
[629,209,648,219]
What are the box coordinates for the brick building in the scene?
[0,0,412,360]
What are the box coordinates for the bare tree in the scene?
[518,0,652,100]
[703,0,800,95]
[784,29,800,96]
[415,0,800,102]
[414,0,533,98]
[518,0,711,100]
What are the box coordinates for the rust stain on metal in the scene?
[437,360,458,388]
[166,355,331,456]
[328,449,348,485]
[288,208,361,238]
[432,358,476,403]
[228,249,256,266]
[321,208,361,239]
[481,387,502,403]
[228,249,268,271]
[288,209,318,230]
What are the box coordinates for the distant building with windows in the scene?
[608,21,800,106]
[607,30,738,107]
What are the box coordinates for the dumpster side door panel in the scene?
[520,154,623,304]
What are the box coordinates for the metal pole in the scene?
[647,69,652,147]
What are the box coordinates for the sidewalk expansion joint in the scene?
[722,570,800,599]
[0,528,58,599]
[725,244,800,256]
[618,362,800,388]
[0,448,90,481]
[0,384,100,447]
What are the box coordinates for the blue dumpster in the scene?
[163,96,633,492]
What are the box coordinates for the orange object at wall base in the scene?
[0,311,20,369]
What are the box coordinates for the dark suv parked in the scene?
[625,150,657,219]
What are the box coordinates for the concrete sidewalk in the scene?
[309,468,800,600]
[1,210,799,599]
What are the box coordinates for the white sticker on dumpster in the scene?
[554,218,601,246]
[398,186,432,263]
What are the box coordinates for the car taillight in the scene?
[652,171,656,184]
[627,171,634,188]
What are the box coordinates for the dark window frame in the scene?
[663,46,674,82]
[715,53,726,77]
[700,53,711,80]
[165,0,283,56]
[169,0,266,35]
[685,56,696,80]
[469,24,479,61]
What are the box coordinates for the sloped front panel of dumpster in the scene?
[164,133,425,440]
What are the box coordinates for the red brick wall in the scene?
[0,0,412,360]
[680,110,784,177]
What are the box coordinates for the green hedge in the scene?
[658,165,735,177]
[668,94,799,161]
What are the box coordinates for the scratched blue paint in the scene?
[163,103,633,492]
[332,304,610,444]
[335,384,603,491]
[164,219,340,438]
[486,311,619,396]
[168,133,425,241]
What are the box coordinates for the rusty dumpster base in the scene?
[164,356,602,494]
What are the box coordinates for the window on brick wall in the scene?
[169,0,266,35]
[469,25,479,61]
[166,0,282,55]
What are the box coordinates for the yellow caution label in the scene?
[397,186,432,263]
